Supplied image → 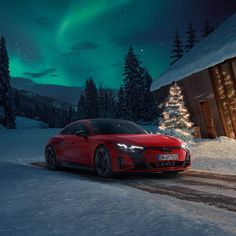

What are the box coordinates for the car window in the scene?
[60,122,89,135]
[60,123,76,135]
[90,120,147,135]
[74,123,89,134]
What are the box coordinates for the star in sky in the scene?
[0,0,235,88]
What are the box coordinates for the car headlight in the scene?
[117,143,144,152]
[181,143,190,150]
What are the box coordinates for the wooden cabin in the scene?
[151,13,236,139]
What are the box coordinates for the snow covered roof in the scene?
[151,13,236,91]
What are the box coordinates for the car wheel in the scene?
[95,146,112,178]
[45,146,57,170]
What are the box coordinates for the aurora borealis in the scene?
[1,0,236,88]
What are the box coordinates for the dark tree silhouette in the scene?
[14,89,21,115]
[77,94,86,119]
[116,85,128,119]
[98,84,106,118]
[0,36,15,128]
[185,21,197,53]
[123,46,143,121]
[77,78,99,119]
[75,46,158,123]
[170,30,184,65]
[201,19,214,38]
[98,85,116,118]
[140,68,157,121]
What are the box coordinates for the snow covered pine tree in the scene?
[160,82,192,130]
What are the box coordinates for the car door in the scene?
[58,123,77,162]
[68,122,91,166]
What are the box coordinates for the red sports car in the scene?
[45,119,191,177]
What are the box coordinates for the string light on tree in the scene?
[160,82,193,130]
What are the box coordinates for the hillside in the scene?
[12,77,83,105]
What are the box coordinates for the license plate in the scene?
[158,154,178,161]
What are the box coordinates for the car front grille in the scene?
[121,146,191,170]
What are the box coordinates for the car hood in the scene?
[106,134,182,147]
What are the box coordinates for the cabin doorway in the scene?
[200,101,216,138]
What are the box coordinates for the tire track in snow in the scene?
[31,162,236,212]
[124,183,236,212]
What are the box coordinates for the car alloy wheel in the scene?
[95,146,112,177]
[45,146,57,170]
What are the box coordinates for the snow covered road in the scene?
[0,128,236,235]
[33,161,236,212]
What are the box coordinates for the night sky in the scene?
[1,0,236,88]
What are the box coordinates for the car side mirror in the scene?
[75,130,88,138]
[146,131,153,134]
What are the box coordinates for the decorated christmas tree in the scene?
[160,82,192,130]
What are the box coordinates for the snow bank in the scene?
[15,116,48,129]
[190,137,236,174]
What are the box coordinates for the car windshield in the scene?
[90,119,147,135]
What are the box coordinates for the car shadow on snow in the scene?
[30,161,183,182]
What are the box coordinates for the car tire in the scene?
[45,146,58,170]
[94,146,113,178]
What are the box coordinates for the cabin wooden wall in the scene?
[179,70,225,138]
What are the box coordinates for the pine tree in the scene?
[185,21,197,53]
[0,104,4,122]
[42,104,49,124]
[160,82,192,130]
[123,46,142,121]
[0,36,15,128]
[77,94,86,119]
[105,88,116,118]
[118,46,158,122]
[170,30,184,65]
[69,106,77,122]
[98,84,106,118]
[201,19,214,38]
[83,78,99,118]
[97,84,117,118]
[116,85,127,119]
[140,68,157,121]
[14,89,21,115]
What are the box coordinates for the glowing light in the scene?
[58,0,131,39]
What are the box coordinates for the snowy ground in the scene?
[0,119,236,235]
[15,116,48,129]
[191,137,236,174]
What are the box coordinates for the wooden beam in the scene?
[208,67,230,137]
[227,59,236,93]
[217,65,236,137]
